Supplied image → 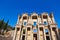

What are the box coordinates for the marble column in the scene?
[50,26,53,40]
[43,27,45,40]
[13,27,17,40]
[25,26,27,40]
[31,26,33,40]
[56,27,60,40]
[38,27,40,40]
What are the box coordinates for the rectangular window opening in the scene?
[45,29,49,34]
[23,29,25,34]
[17,28,20,31]
[43,15,47,19]
[32,16,37,19]
[39,27,43,31]
[27,27,30,31]
[23,16,27,20]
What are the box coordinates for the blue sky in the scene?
[0,0,60,28]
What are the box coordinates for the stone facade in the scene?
[13,12,60,40]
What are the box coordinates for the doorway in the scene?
[33,34,37,40]
[46,36,50,40]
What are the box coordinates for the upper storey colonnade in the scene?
[16,12,56,27]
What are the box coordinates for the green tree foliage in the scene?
[2,20,9,35]
[3,20,9,30]
[0,19,4,34]
[0,19,13,35]
[0,19,4,30]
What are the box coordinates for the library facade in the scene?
[13,12,60,40]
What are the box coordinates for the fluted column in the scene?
[17,26,21,40]
[43,26,45,40]
[20,29,23,40]
[25,26,27,40]
[49,28,52,40]
[50,26,53,40]
[31,27,33,40]
[13,27,17,40]
[19,25,21,40]
[56,27,60,40]
[38,27,40,40]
